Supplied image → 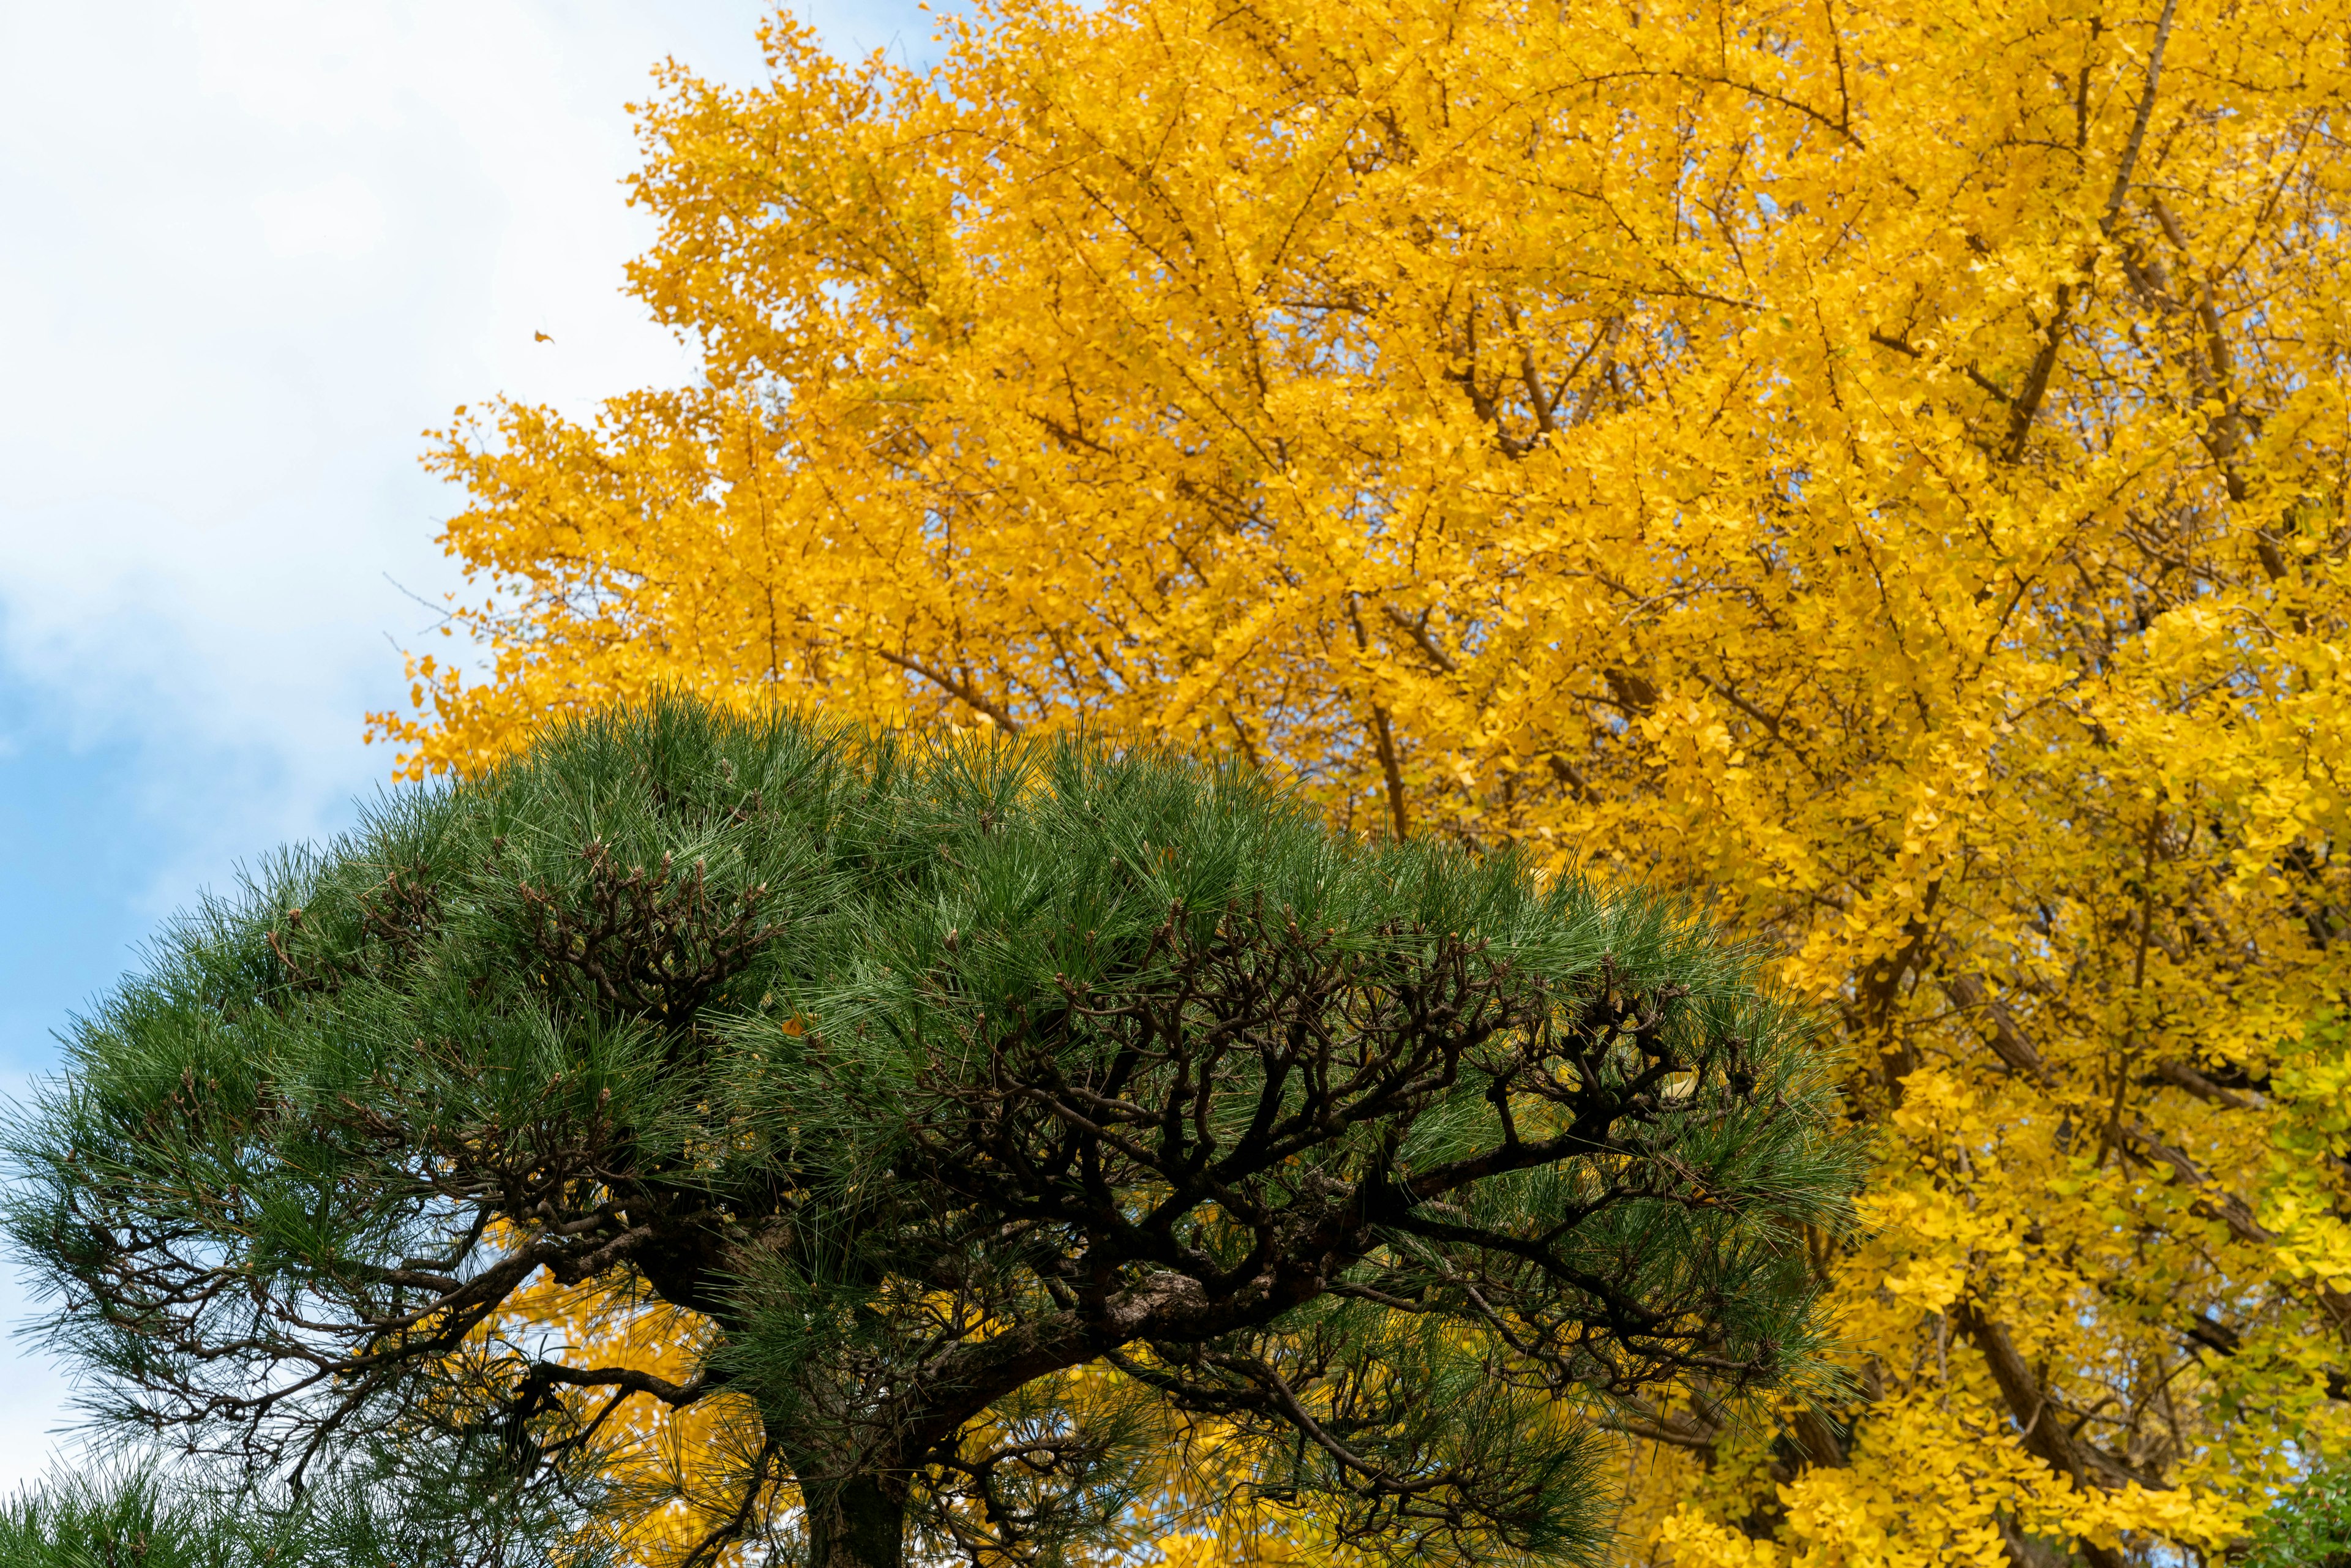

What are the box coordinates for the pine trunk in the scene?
[803,1474,906,1568]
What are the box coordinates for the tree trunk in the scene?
[804,1473,906,1568]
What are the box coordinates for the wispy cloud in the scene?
[0,0,954,1494]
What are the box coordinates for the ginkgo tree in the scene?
[372,0,2351,1561]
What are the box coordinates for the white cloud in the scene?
[0,0,957,1496]
[192,2,419,132]
[253,173,387,258]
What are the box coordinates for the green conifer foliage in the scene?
[0,1469,268,1568]
[6,697,1861,1568]
[0,1460,605,1568]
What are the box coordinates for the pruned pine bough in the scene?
[5,697,1860,1568]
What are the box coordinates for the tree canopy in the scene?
[367,0,2351,1558]
[9,699,1856,1568]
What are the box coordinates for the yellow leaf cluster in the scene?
[375,0,2351,1559]
[493,1257,776,1562]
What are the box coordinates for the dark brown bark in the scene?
[1369,702,1409,840]
[1954,1304,2145,1568]
[1940,970,2052,1084]
[804,1473,908,1568]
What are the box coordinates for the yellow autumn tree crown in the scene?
[372,0,2351,1561]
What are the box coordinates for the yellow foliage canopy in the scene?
[377,0,2351,1559]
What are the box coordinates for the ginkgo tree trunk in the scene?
[371,0,2351,1559]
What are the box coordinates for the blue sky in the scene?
[0,0,953,1494]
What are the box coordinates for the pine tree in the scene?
[6,696,1859,1567]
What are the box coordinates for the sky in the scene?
[0,0,955,1496]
